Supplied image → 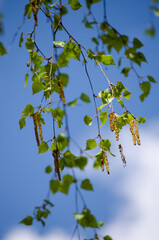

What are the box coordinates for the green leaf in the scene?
[19,32,24,47]
[137,117,146,123]
[100,21,109,31]
[59,174,74,194]
[118,98,124,108]
[44,199,54,207]
[75,156,87,170]
[104,236,113,240]
[98,221,104,227]
[63,150,76,168]
[57,73,69,87]
[0,42,7,56]
[147,75,157,83]
[145,27,155,37]
[67,98,78,107]
[123,90,131,99]
[20,216,33,225]
[56,134,69,151]
[85,139,97,150]
[32,80,44,94]
[24,73,29,87]
[86,0,101,9]
[68,0,83,10]
[25,38,34,52]
[84,115,92,125]
[74,209,98,228]
[99,139,115,156]
[31,51,43,72]
[50,179,60,194]
[99,89,114,104]
[22,104,34,117]
[92,37,99,45]
[24,4,32,19]
[53,41,66,48]
[100,111,108,127]
[80,93,90,103]
[45,165,52,174]
[80,179,93,191]
[53,14,60,29]
[101,54,115,65]
[19,117,26,129]
[133,37,143,49]
[140,81,151,101]
[38,141,49,154]
[94,151,104,169]
[121,67,130,77]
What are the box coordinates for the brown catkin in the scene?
[58,79,65,105]
[32,114,40,146]
[52,150,61,181]
[134,120,141,145]
[118,144,126,167]
[31,0,39,26]
[112,112,119,141]
[109,112,114,131]
[103,151,110,174]
[130,120,136,145]
[37,113,43,143]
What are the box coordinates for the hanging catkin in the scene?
[103,150,110,174]
[52,150,61,181]
[130,120,137,145]
[118,144,126,166]
[32,114,40,146]
[134,120,141,145]
[109,112,119,141]
[58,79,65,105]
[37,113,43,142]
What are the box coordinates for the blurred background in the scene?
[0,0,159,239]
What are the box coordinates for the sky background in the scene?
[0,0,159,239]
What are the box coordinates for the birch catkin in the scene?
[109,112,119,141]
[130,120,136,145]
[118,144,126,166]
[103,150,110,174]
[52,150,61,181]
[32,114,40,146]
[37,113,43,142]
[134,120,141,145]
[58,79,65,105]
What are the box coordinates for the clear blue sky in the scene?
[0,0,159,239]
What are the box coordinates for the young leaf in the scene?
[104,236,113,240]
[99,139,115,156]
[19,117,26,129]
[101,54,115,65]
[74,209,98,228]
[123,90,132,99]
[80,179,93,191]
[147,75,157,83]
[100,111,108,127]
[0,42,7,56]
[24,73,29,87]
[45,165,52,174]
[19,32,24,47]
[140,81,151,101]
[22,104,34,116]
[25,38,34,52]
[38,142,49,154]
[67,98,78,107]
[80,93,90,103]
[85,139,97,150]
[84,115,92,125]
[53,41,66,48]
[68,0,83,11]
[50,180,60,194]
[75,156,87,170]
[20,216,33,226]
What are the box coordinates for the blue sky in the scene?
[0,0,159,239]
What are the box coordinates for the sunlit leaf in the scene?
[85,139,97,150]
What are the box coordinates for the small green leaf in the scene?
[53,41,66,48]
[0,42,7,56]
[118,98,124,108]
[101,54,115,65]
[22,104,34,116]
[74,209,98,228]
[32,80,44,95]
[121,67,130,77]
[137,117,146,123]
[24,73,29,87]
[53,14,60,29]
[50,180,60,194]
[80,179,93,191]
[67,98,78,107]
[99,139,115,156]
[133,37,143,49]
[85,139,97,150]
[84,115,92,125]
[20,216,33,225]
[63,150,76,168]
[140,81,151,101]
[80,93,90,103]
[100,111,108,127]
[68,0,83,10]
[44,199,54,207]
[25,38,34,52]
[104,236,113,240]
[38,142,49,154]
[75,156,87,170]
[19,117,26,129]
[19,32,24,47]
[147,75,157,83]
[45,165,52,174]
[98,221,104,227]
[123,90,131,99]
